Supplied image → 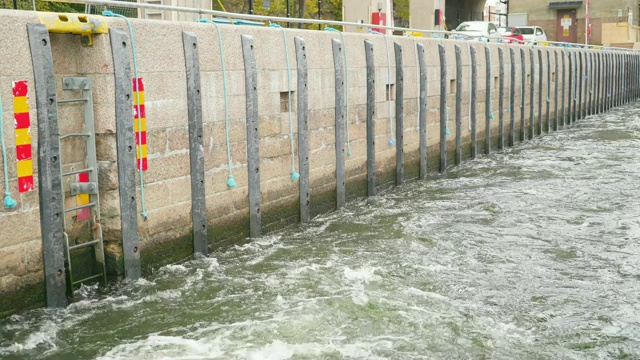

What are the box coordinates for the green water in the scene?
[2,104,640,359]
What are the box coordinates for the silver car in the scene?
[517,26,548,44]
[451,21,503,42]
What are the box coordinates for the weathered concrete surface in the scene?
[0,9,622,316]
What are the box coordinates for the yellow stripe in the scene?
[77,193,90,206]
[17,159,33,178]
[133,91,145,105]
[13,96,29,114]
[136,144,148,159]
[15,128,31,146]
[134,117,146,132]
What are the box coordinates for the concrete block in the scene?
[0,209,41,250]
[0,244,26,277]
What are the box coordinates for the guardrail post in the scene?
[182,32,208,256]
[417,43,427,180]
[470,46,477,158]
[295,37,310,222]
[394,42,404,186]
[454,45,462,165]
[365,40,376,193]
[241,35,262,238]
[109,28,141,281]
[520,48,526,141]
[331,39,346,207]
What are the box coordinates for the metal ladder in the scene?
[58,77,106,296]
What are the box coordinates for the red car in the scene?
[498,27,524,44]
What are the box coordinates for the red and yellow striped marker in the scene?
[133,78,147,171]
[12,81,34,193]
[76,172,91,221]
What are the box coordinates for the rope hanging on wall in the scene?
[270,23,299,181]
[103,11,148,220]
[0,94,17,209]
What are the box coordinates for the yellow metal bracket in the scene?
[38,12,108,47]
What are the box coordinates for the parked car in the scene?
[498,26,524,44]
[450,21,502,42]
[516,26,548,44]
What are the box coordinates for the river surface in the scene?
[2,104,640,359]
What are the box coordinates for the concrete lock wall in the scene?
[0,9,635,315]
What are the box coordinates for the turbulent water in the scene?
[2,104,640,360]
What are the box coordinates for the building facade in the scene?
[508,0,640,46]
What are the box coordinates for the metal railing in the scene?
[37,0,640,53]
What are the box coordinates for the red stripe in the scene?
[132,77,144,92]
[14,112,30,129]
[137,157,148,171]
[16,144,32,161]
[135,131,147,145]
[78,172,89,182]
[133,104,146,119]
[18,176,34,193]
[12,81,28,97]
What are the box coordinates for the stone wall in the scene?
[0,9,627,316]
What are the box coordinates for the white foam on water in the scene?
[350,290,369,306]
[343,266,380,284]
[405,287,449,302]
[0,320,59,355]
[246,340,294,360]
[97,335,224,360]
[160,264,189,274]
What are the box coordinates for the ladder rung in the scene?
[62,168,93,177]
[58,98,88,104]
[68,239,100,251]
[72,273,104,285]
[60,132,91,140]
[65,202,95,213]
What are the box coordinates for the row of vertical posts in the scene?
[28,22,640,308]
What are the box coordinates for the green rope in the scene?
[103,11,148,219]
[325,26,352,156]
[0,93,17,209]
[270,23,299,181]
[212,22,236,187]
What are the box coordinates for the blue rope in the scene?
[325,27,352,156]
[0,94,17,209]
[103,11,148,219]
[210,22,236,187]
[270,23,299,181]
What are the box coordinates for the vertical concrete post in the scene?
[561,50,566,127]
[241,35,262,238]
[182,32,208,256]
[331,39,346,208]
[520,48,526,141]
[578,51,583,120]
[295,37,310,222]
[537,49,542,134]
[438,43,447,172]
[593,52,602,114]
[454,45,462,165]
[364,40,376,194]
[568,51,574,123]
[510,48,516,147]
[470,46,477,159]
[417,43,427,180]
[28,24,67,307]
[553,50,559,131]
[109,28,141,281]
[498,47,504,150]
[485,46,491,155]
[545,50,550,132]
[588,52,593,115]
[529,48,535,138]
[394,42,404,186]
